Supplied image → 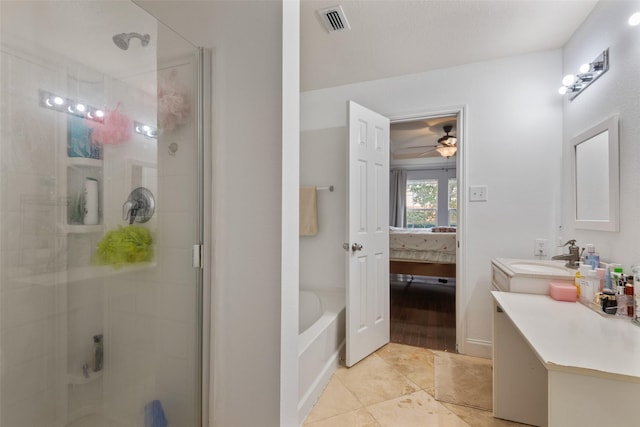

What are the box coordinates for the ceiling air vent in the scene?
[318,5,351,33]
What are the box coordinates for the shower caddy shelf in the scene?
[67,157,102,168]
[15,262,156,287]
[66,155,103,230]
[68,369,103,386]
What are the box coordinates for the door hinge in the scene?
[192,244,203,268]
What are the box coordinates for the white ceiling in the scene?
[391,115,457,161]
[302,0,598,164]
[301,0,598,92]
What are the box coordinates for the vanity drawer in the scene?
[492,264,510,292]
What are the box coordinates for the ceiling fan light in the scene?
[436,145,457,158]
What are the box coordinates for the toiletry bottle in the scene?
[616,276,627,316]
[93,334,103,372]
[595,268,605,293]
[578,265,592,305]
[604,265,613,291]
[584,244,600,269]
[574,267,582,299]
[632,268,640,324]
[585,270,599,306]
[625,279,634,317]
[612,264,623,284]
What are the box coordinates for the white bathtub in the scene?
[298,288,345,425]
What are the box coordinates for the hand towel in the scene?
[144,400,168,427]
[300,186,318,236]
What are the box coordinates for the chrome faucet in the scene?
[551,239,583,269]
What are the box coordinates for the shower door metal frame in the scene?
[196,47,212,427]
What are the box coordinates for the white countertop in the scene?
[492,291,640,381]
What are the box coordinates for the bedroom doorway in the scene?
[388,110,462,352]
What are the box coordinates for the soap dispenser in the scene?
[584,244,600,269]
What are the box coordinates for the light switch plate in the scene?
[469,185,488,202]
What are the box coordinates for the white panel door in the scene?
[346,100,390,367]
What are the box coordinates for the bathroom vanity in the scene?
[492,291,640,427]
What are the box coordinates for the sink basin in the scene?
[507,261,574,275]
[492,258,575,294]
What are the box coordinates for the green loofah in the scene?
[93,225,153,267]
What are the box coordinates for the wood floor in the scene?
[390,274,456,352]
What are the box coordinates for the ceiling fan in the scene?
[393,125,457,159]
[435,125,457,157]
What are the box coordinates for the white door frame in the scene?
[387,105,467,354]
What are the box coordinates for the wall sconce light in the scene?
[558,49,609,101]
[41,89,157,139]
[39,89,105,122]
[629,12,640,26]
[134,121,158,139]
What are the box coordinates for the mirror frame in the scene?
[571,116,619,232]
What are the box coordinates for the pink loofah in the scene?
[86,106,132,145]
[158,70,191,132]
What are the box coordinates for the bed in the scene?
[389,226,456,279]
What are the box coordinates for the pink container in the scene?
[549,281,578,302]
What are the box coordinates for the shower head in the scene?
[112,32,150,50]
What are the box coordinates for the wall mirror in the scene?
[571,116,619,231]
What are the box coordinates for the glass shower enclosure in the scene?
[0,2,205,426]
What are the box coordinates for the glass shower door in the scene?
[0,2,204,426]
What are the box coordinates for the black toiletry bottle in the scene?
[93,334,103,372]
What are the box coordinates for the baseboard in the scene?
[297,340,345,426]
[461,338,492,359]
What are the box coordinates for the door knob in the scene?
[351,243,363,252]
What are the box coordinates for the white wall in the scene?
[208,4,285,424]
[300,127,347,288]
[301,50,564,357]
[561,0,640,270]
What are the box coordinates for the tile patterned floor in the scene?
[303,343,528,427]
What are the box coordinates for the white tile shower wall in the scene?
[151,61,199,425]
[66,280,103,379]
[1,49,68,427]
[1,37,199,427]
[101,60,199,425]
[100,74,161,425]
